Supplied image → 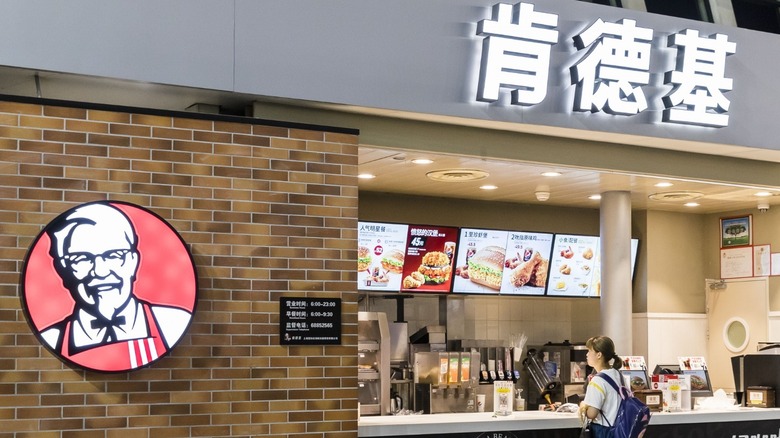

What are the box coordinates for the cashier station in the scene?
[732,343,780,406]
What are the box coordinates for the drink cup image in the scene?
[477,394,486,412]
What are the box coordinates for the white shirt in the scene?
[583,368,622,426]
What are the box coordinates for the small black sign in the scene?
[280,297,341,345]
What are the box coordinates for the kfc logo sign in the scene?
[21,201,198,373]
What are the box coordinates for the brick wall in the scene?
[0,98,360,438]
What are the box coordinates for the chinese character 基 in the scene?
[663,29,736,127]
[571,18,653,115]
[476,2,559,105]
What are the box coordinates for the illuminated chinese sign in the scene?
[476,2,736,128]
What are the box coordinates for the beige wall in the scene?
[705,208,780,311]
[644,211,707,314]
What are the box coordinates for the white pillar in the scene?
[600,191,633,355]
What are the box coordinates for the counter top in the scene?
[358,408,780,437]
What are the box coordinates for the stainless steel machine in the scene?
[414,351,480,414]
[523,341,587,409]
[358,311,390,415]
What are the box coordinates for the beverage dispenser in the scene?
[358,311,390,415]
[414,351,480,413]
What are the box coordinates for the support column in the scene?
[600,191,633,355]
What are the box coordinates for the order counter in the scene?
[358,408,780,438]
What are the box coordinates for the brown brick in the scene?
[88,109,130,123]
[252,125,288,137]
[0,126,41,140]
[88,133,131,147]
[43,106,85,119]
[20,116,64,130]
[0,101,41,115]
[65,119,108,133]
[152,127,193,140]
[173,140,212,154]
[110,123,151,137]
[43,130,87,143]
[173,117,212,130]
[193,130,231,143]
[64,143,109,157]
[131,114,172,127]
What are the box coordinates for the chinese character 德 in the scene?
[571,18,653,115]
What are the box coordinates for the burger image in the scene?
[380,249,405,274]
[467,246,505,290]
[418,251,452,284]
[358,245,372,271]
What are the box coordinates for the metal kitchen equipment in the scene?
[414,350,480,414]
[358,311,390,415]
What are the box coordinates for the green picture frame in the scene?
[720,215,752,248]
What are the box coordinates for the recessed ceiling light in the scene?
[411,158,433,164]
[480,185,498,190]
[684,202,700,207]
[755,191,772,197]
[541,171,561,177]
[588,194,601,200]
[358,173,376,179]
[654,182,674,188]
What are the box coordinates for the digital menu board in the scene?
[500,231,554,296]
[400,225,459,293]
[546,234,600,297]
[451,228,509,295]
[357,221,409,292]
[546,235,639,297]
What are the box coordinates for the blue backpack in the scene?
[597,372,651,438]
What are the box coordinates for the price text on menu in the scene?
[280,297,341,345]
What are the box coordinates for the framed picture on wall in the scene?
[720,215,752,248]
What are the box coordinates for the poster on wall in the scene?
[546,234,600,297]
[753,244,771,277]
[357,221,409,292]
[451,228,508,294]
[720,246,753,279]
[400,225,459,293]
[720,215,752,248]
[500,231,554,296]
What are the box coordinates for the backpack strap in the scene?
[593,372,622,427]
[597,371,627,399]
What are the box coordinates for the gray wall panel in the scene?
[0,0,235,90]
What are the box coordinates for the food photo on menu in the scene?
[546,234,599,297]
[357,221,409,292]
[451,228,509,294]
[499,231,554,296]
[400,225,459,293]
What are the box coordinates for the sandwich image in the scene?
[467,246,505,290]
[418,251,452,284]
[380,249,405,274]
[358,245,372,271]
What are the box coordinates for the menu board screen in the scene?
[400,225,459,293]
[357,221,409,292]
[452,228,509,295]
[500,231,554,296]
[546,234,600,297]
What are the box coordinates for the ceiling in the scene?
[3,67,780,215]
[358,146,780,214]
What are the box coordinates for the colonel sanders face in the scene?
[51,204,140,321]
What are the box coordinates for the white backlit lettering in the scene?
[663,29,736,127]
[571,19,653,115]
[476,2,559,105]
[472,3,737,128]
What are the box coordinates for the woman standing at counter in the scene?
[579,336,623,438]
